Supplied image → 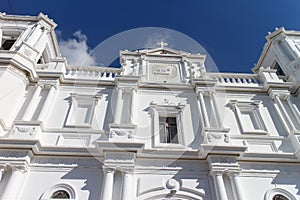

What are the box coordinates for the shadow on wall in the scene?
[60,164,103,200]
[272,173,300,196]
[136,162,211,200]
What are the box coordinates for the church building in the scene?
[0,13,299,200]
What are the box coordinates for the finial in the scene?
[157,41,168,48]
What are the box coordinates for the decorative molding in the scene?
[206,132,230,144]
[12,126,37,136]
[208,155,241,173]
[229,100,268,135]
[65,93,102,128]
[104,152,135,168]
[108,123,137,142]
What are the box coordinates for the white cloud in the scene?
[144,32,170,48]
[57,30,96,66]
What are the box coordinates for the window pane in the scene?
[51,190,70,199]
[159,122,166,143]
[1,39,16,50]
[273,194,289,200]
[159,117,178,144]
[169,126,178,143]
[273,62,285,76]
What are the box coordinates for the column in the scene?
[228,172,245,200]
[232,104,246,133]
[130,89,137,124]
[25,23,42,44]
[274,95,296,131]
[121,170,133,200]
[113,87,123,124]
[198,92,210,127]
[287,97,300,128]
[22,85,42,121]
[37,85,56,122]
[100,168,115,200]
[210,171,228,200]
[33,28,49,50]
[211,91,222,128]
[1,166,27,200]
[0,165,6,181]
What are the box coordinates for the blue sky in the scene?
[2,0,300,72]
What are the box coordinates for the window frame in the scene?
[0,29,22,50]
[150,100,185,148]
[230,100,268,135]
[264,188,296,200]
[65,93,101,128]
[40,183,76,200]
[271,61,286,77]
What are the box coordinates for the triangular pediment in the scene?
[138,47,191,56]
[144,47,179,55]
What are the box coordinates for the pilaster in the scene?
[121,169,134,200]
[100,168,115,200]
[0,165,28,200]
[208,156,243,200]
[37,80,58,122]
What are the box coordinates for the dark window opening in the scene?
[273,194,289,200]
[273,62,285,76]
[1,39,16,50]
[37,57,44,64]
[159,117,178,143]
[51,190,70,199]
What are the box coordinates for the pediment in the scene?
[120,45,207,84]
[144,47,179,55]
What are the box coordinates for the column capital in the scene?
[120,168,134,175]
[209,170,224,177]
[0,164,7,171]
[226,170,241,177]
[269,89,290,100]
[37,79,59,89]
[102,167,116,174]
[10,165,28,173]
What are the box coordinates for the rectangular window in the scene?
[149,101,185,148]
[272,62,285,76]
[159,117,178,143]
[0,30,22,50]
[1,39,16,50]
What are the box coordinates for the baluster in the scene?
[232,76,237,83]
[220,76,225,83]
[248,78,253,84]
[108,72,113,78]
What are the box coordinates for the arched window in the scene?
[265,188,296,200]
[51,190,70,199]
[272,194,289,200]
[40,183,75,200]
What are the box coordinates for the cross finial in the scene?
[157,41,168,48]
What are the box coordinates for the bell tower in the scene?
[253,27,300,93]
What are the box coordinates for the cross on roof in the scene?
[157,41,168,48]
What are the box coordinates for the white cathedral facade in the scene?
[0,12,299,200]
